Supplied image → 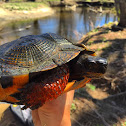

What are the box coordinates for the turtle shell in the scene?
[0,33,84,76]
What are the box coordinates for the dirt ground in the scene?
[0,23,126,126]
[71,23,126,126]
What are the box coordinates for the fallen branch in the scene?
[84,100,110,126]
[106,104,124,113]
[71,117,83,126]
[105,91,126,100]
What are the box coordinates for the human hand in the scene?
[32,90,74,126]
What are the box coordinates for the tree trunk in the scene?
[114,0,126,27]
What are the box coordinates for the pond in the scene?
[0,7,117,45]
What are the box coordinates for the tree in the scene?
[114,0,126,27]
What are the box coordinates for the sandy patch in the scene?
[0,7,55,27]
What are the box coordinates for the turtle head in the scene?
[68,53,107,80]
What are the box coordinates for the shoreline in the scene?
[0,7,55,28]
[49,0,114,7]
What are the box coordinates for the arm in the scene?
[32,90,74,126]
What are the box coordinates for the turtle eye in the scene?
[84,61,97,72]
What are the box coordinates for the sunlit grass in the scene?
[71,103,76,111]
[84,0,114,3]
[46,0,60,1]
[86,83,96,91]
[0,2,47,11]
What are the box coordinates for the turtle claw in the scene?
[21,101,42,110]
[21,105,28,110]
[20,102,31,110]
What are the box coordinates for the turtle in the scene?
[0,33,107,110]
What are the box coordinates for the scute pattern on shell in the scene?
[0,33,83,76]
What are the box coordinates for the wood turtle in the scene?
[0,33,107,110]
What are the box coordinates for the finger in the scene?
[32,109,42,126]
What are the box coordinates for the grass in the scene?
[102,37,107,42]
[100,0,114,3]
[84,0,114,3]
[86,83,96,91]
[0,2,47,11]
[88,40,94,45]
[46,0,60,1]
[85,0,91,2]
[71,103,76,111]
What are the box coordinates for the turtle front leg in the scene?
[19,65,69,110]
[20,76,69,110]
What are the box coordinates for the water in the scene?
[0,7,117,45]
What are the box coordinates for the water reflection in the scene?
[0,7,117,45]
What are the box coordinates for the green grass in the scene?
[86,83,96,91]
[84,0,114,3]
[88,28,99,35]
[0,2,46,11]
[71,103,76,111]
[100,0,114,2]
[102,37,107,42]
[85,0,91,2]
[46,0,60,1]
[88,40,94,45]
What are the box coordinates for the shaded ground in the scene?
[71,23,126,126]
[0,104,25,126]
